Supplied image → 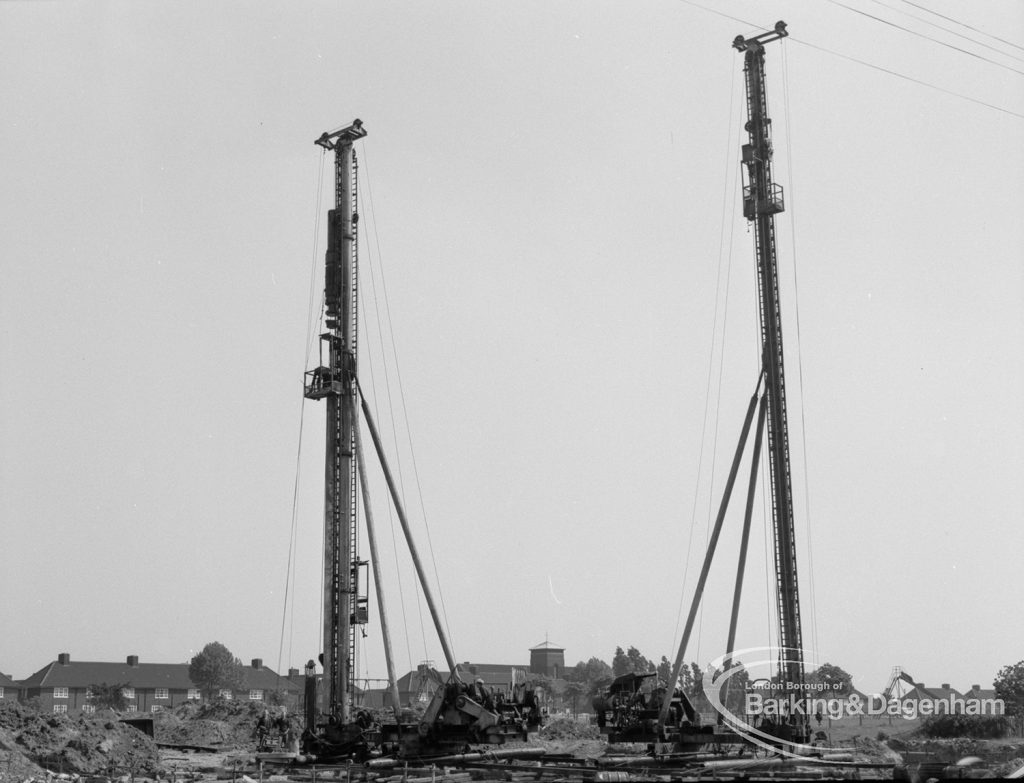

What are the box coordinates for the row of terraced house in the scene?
[0,653,305,714]
[0,642,569,715]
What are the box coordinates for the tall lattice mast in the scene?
[306,119,369,723]
[733,24,806,700]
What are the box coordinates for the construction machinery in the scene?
[294,120,540,763]
[599,20,814,754]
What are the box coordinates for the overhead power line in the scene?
[897,0,1024,54]
[826,0,1024,78]
[789,35,1024,119]
[670,0,1024,120]
[867,0,1024,65]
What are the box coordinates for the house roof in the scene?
[965,685,997,700]
[19,657,300,692]
[899,683,963,702]
[451,663,530,687]
[21,660,196,690]
[395,667,445,693]
[241,665,301,692]
[0,672,19,688]
[395,662,530,692]
[530,641,564,652]
[928,685,964,701]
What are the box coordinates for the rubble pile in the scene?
[532,717,604,759]
[0,734,47,782]
[0,702,160,778]
[153,701,269,750]
[537,716,599,741]
[848,735,903,764]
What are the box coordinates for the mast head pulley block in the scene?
[733,21,788,52]
[315,119,367,150]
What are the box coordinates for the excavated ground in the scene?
[2,702,1022,782]
[0,702,160,781]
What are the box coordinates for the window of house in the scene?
[0,687,5,698]
[219,689,233,700]
[122,687,135,699]
[53,687,68,699]
[187,689,201,700]
[126,704,138,713]
[151,705,163,713]
[53,704,68,714]
[154,688,169,700]
[82,704,96,714]
[249,690,263,701]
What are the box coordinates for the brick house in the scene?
[0,671,20,702]
[365,660,537,710]
[19,653,301,713]
[963,683,1002,715]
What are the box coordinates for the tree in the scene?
[626,647,653,675]
[569,657,613,701]
[189,641,245,699]
[87,682,129,711]
[682,662,703,700]
[611,647,628,677]
[806,663,854,696]
[612,646,654,678]
[657,656,671,685]
[994,660,1024,718]
[716,662,750,715]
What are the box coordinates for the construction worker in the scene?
[472,678,488,705]
[273,707,290,746]
[254,709,271,750]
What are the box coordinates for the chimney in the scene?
[127,655,139,667]
[288,668,299,678]
[915,682,925,688]
[941,683,950,690]
[57,653,70,666]
[972,684,980,691]
[251,658,263,670]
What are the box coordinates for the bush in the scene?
[921,714,1009,739]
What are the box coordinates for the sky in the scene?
[1,1,1022,698]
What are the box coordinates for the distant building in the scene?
[0,671,20,702]
[894,682,1003,715]
[366,659,535,710]
[899,681,963,707]
[963,683,1002,715]
[529,641,565,679]
[18,653,301,714]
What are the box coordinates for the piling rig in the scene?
[598,20,813,753]
[293,120,542,763]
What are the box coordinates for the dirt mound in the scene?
[0,702,160,778]
[0,735,48,782]
[849,735,903,764]
[153,701,277,750]
[538,716,600,741]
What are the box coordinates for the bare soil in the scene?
[0,702,160,781]
[4,702,1022,782]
